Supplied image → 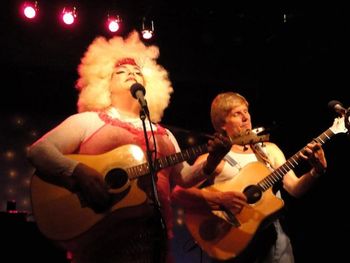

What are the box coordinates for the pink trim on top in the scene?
[98,111,167,136]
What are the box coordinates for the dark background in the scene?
[1,1,350,262]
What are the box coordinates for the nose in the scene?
[242,112,250,121]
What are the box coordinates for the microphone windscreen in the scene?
[328,100,342,109]
[130,83,145,99]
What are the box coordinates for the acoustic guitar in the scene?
[184,116,347,260]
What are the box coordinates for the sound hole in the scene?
[105,168,128,189]
[243,185,262,204]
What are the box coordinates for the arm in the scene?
[171,185,247,214]
[27,113,90,185]
[170,132,247,214]
[27,112,111,212]
[266,142,327,198]
[169,131,234,188]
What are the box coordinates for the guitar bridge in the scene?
[220,206,241,227]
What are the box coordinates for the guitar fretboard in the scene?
[258,128,334,191]
[127,144,208,180]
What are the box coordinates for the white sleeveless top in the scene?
[213,151,258,184]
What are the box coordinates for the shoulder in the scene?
[262,142,286,166]
[264,142,280,151]
[262,142,284,157]
[66,111,100,122]
[163,128,181,151]
[164,127,175,137]
[60,111,102,128]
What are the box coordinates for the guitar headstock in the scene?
[330,116,348,135]
[230,130,270,146]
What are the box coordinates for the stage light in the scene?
[106,14,122,33]
[21,1,39,20]
[141,17,154,40]
[61,6,77,25]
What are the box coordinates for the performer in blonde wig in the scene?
[27,30,229,263]
[75,30,173,122]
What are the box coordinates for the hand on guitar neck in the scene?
[203,132,233,175]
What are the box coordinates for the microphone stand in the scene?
[346,108,350,132]
[139,108,167,263]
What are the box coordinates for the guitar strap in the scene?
[252,143,283,198]
[223,152,238,167]
[251,142,275,171]
[251,142,286,245]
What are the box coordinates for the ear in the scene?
[220,125,227,132]
[220,126,227,136]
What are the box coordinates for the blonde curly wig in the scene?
[75,30,173,123]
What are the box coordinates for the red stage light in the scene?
[61,7,77,25]
[106,14,122,33]
[21,1,39,20]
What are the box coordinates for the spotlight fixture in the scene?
[106,14,122,33]
[61,6,77,25]
[21,1,39,20]
[141,17,154,40]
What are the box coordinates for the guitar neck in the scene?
[156,144,208,169]
[257,128,335,191]
[127,144,208,179]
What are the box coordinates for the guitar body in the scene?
[31,144,150,241]
[184,162,284,260]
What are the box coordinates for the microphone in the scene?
[130,83,149,115]
[328,100,347,115]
